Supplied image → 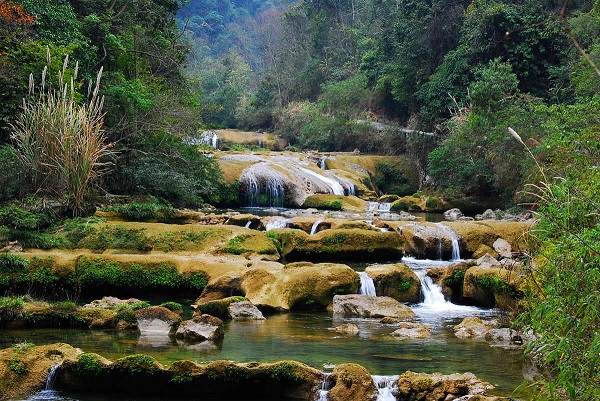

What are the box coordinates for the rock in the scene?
[0,241,22,253]
[444,208,464,221]
[83,296,143,309]
[195,296,247,319]
[446,221,532,257]
[196,276,244,304]
[475,209,497,220]
[390,322,431,339]
[332,294,415,318]
[492,238,512,259]
[227,300,265,320]
[0,343,83,399]
[136,306,182,335]
[331,323,360,335]
[399,224,444,259]
[328,363,377,401]
[279,228,404,262]
[364,263,421,303]
[472,244,499,259]
[462,265,522,308]
[454,317,496,339]
[176,314,224,343]
[476,254,501,269]
[379,317,401,324]
[397,371,494,400]
[225,214,261,229]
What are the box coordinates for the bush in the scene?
[106,133,226,208]
[0,146,25,201]
[374,161,419,197]
[109,202,176,222]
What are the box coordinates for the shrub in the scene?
[109,202,176,222]
[374,161,419,197]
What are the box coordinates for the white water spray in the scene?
[310,220,323,235]
[358,272,376,296]
[45,362,62,390]
[436,223,462,261]
[265,218,288,231]
[318,373,331,401]
[372,375,399,401]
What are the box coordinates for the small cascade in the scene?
[320,157,327,170]
[372,375,399,401]
[420,274,448,305]
[258,140,263,148]
[317,373,331,401]
[310,220,323,235]
[265,218,289,231]
[211,132,219,148]
[240,165,286,208]
[436,223,462,261]
[46,361,62,390]
[358,272,376,296]
[378,203,391,212]
[366,202,379,212]
[297,167,345,195]
[245,221,252,228]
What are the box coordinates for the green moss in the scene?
[445,269,466,288]
[7,342,34,374]
[268,362,302,382]
[301,196,344,210]
[478,275,516,296]
[321,233,347,246]
[171,372,193,383]
[77,226,152,252]
[108,202,176,222]
[159,301,183,313]
[113,354,158,375]
[75,257,207,292]
[74,353,104,376]
[397,279,412,292]
[198,296,246,318]
[221,234,251,254]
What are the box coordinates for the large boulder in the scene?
[195,276,244,304]
[492,238,512,259]
[364,263,421,303]
[278,228,404,261]
[453,317,497,339]
[328,363,377,401]
[194,296,248,319]
[444,208,464,221]
[175,314,224,343]
[332,294,415,318]
[241,262,360,311]
[227,300,265,320]
[463,265,522,309]
[399,223,461,260]
[446,221,532,257]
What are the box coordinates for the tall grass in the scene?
[11,49,114,215]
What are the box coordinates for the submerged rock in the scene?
[454,317,497,339]
[331,323,360,335]
[332,294,415,318]
[390,322,431,339]
[136,306,181,336]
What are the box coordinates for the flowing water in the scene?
[358,271,377,296]
[310,220,324,235]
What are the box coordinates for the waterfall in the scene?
[245,176,260,208]
[436,223,462,261]
[378,203,391,212]
[245,221,252,228]
[310,220,323,235]
[266,177,285,208]
[372,375,399,401]
[297,167,345,195]
[414,269,448,305]
[258,140,263,148]
[358,272,376,296]
[318,373,331,401]
[211,132,219,149]
[265,218,288,231]
[45,362,62,390]
[320,157,327,170]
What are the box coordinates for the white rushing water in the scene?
[310,220,323,235]
[45,362,62,390]
[435,223,462,261]
[244,221,252,228]
[318,373,331,401]
[358,271,376,296]
[320,157,327,170]
[297,166,345,195]
[373,375,399,401]
[265,218,288,231]
[378,203,391,212]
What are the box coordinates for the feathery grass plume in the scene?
[11,55,114,216]
[508,127,547,184]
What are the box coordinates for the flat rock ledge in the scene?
[332,294,415,318]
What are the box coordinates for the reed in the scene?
[11,49,114,215]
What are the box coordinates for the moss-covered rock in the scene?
[390,196,422,212]
[278,228,403,262]
[301,195,367,212]
[446,221,532,257]
[0,343,82,399]
[194,296,247,319]
[463,266,523,309]
[328,363,377,401]
[397,371,494,400]
[364,263,421,303]
[224,214,261,229]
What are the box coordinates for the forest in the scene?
[0,0,599,400]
